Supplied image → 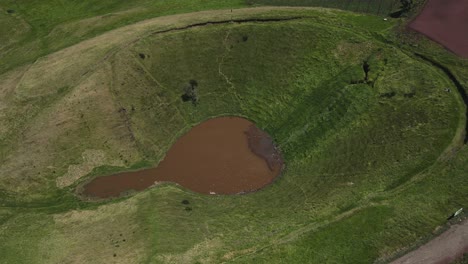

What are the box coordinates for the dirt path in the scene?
[390,219,468,264]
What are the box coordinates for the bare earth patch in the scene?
[154,238,223,264]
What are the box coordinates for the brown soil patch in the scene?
[408,0,468,58]
[81,117,283,198]
[391,219,468,264]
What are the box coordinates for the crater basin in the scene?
[81,117,283,199]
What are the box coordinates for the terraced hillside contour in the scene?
[0,7,467,264]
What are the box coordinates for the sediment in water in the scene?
[80,116,283,199]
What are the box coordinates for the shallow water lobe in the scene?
[80,116,283,199]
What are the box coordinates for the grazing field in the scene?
[0,0,246,74]
[0,3,468,264]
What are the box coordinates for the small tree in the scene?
[390,0,414,18]
[401,0,413,12]
[181,79,199,105]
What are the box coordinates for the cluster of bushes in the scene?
[181,80,199,105]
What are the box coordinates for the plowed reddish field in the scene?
[409,0,468,58]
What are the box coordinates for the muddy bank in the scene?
[245,125,283,171]
[80,117,283,199]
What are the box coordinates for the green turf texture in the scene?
[0,4,467,264]
[0,0,246,74]
[247,0,400,16]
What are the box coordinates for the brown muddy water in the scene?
[80,117,283,199]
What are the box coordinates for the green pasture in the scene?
[0,2,467,264]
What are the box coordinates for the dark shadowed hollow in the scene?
[81,117,283,199]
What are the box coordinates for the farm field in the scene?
[409,0,468,58]
[0,1,467,264]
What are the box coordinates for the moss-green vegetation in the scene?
[0,0,246,73]
[454,254,468,264]
[0,4,467,264]
[248,0,400,16]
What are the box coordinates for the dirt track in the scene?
[390,219,468,264]
[409,0,468,58]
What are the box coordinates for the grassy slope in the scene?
[0,6,467,264]
[0,0,246,74]
[247,0,400,16]
[0,0,257,205]
[0,0,416,75]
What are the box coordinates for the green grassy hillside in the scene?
[247,0,400,16]
[0,5,467,264]
[0,0,246,74]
